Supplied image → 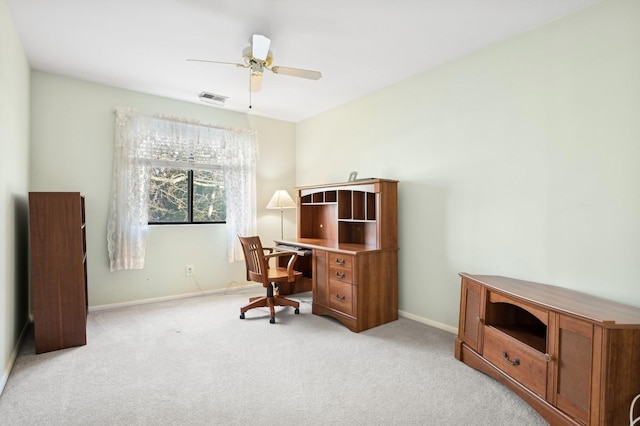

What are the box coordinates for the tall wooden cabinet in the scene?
[275,178,398,332]
[455,273,640,426]
[29,192,88,354]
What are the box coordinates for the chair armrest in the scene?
[264,251,299,282]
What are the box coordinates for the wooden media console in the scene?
[455,273,640,425]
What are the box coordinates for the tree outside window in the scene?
[149,167,226,224]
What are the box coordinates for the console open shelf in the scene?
[486,301,547,353]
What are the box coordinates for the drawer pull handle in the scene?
[544,353,551,362]
[335,294,346,301]
[335,258,345,265]
[335,272,346,279]
[502,351,520,366]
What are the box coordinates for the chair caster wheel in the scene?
[270,317,275,324]
[294,308,300,314]
[240,313,245,319]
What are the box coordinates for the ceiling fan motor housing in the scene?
[242,46,273,67]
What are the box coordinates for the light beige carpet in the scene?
[0,288,547,425]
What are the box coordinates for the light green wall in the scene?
[0,0,30,392]
[30,72,297,307]
[296,0,640,328]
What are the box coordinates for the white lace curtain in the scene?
[107,107,257,271]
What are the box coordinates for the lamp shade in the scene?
[266,190,296,209]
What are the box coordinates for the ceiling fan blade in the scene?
[270,66,322,80]
[251,34,271,61]
[186,59,245,68]
[250,73,262,92]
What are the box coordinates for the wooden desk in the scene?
[273,178,399,333]
[275,239,398,333]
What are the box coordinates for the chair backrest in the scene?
[238,235,269,286]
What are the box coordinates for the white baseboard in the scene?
[89,282,261,312]
[399,310,458,335]
[1,319,30,397]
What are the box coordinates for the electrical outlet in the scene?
[186,265,194,276]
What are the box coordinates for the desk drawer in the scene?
[329,266,352,283]
[329,253,353,269]
[329,279,354,316]
[483,326,548,398]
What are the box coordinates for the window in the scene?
[108,108,257,270]
[149,168,226,224]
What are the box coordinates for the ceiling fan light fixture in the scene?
[250,73,262,92]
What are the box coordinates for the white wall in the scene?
[30,72,297,307]
[296,0,640,328]
[0,0,30,393]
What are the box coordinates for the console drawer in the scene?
[328,279,354,316]
[483,326,548,398]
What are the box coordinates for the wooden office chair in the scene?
[238,235,301,324]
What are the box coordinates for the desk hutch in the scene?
[455,273,640,425]
[275,178,398,332]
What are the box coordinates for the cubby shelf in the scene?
[297,180,394,248]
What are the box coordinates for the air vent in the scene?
[199,91,228,106]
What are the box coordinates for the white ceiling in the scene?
[7,0,600,123]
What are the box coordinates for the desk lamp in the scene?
[266,190,296,239]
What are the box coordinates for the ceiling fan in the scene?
[187,34,322,93]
